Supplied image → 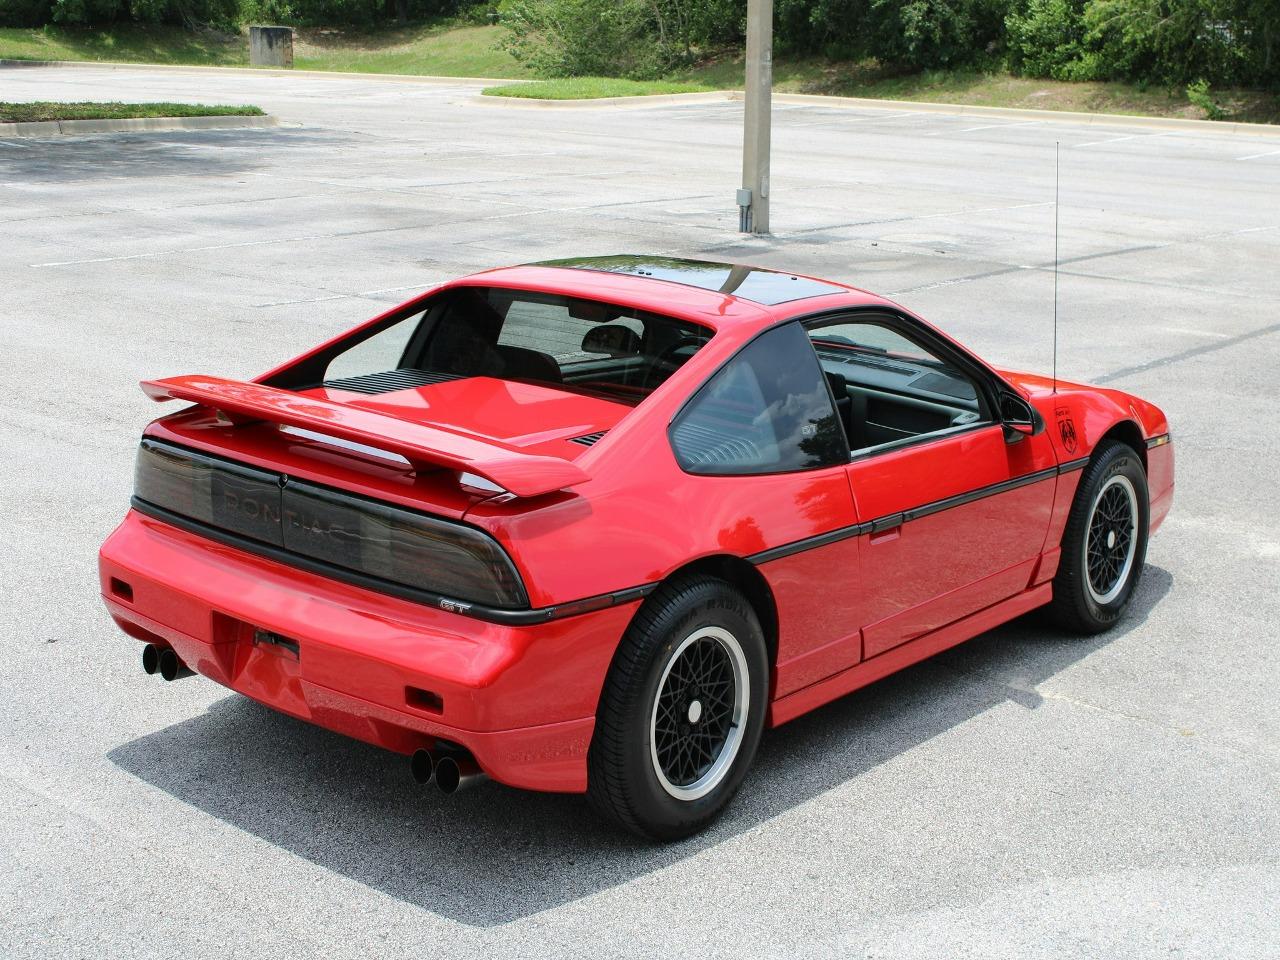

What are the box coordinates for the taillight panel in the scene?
[280,482,527,608]
[133,439,528,609]
[135,440,283,546]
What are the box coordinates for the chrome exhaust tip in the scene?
[410,748,435,785]
[141,643,161,676]
[434,755,486,795]
[158,647,194,682]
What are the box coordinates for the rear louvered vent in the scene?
[668,422,762,467]
[569,431,607,447]
[322,369,463,396]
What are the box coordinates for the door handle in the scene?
[868,514,903,543]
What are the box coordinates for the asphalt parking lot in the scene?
[2,64,1278,959]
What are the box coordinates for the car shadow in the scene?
[108,566,1171,927]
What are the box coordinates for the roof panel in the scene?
[531,255,849,306]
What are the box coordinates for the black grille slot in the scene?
[322,369,463,396]
[568,431,607,447]
[818,351,917,377]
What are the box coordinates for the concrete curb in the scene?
[0,114,279,138]
[5,58,1279,135]
[758,91,1280,136]
[478,87,1280,134]
[0,58,523,86]
[471,91,729,110]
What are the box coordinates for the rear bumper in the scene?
[99,509,638,792]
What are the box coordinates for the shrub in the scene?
[1082,0,1250,85]
[1186,77,1226,116]
[0,0,55,25]
[498,0,674,79]
[868,0,1006,70]
[239,0,380,26]
[49,0,125,23]
[1006,0,1089,78]
[46,0,238,26]
[773,0,869,58]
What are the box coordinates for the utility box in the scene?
[249,26,294,68]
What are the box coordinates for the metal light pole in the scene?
[738,0,773,234]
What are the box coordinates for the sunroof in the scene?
[533,256,847,306]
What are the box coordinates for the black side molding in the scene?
[1056,456,1091,474]
[749,463,1073,565]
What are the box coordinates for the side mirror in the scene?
[1000,393,1043,441]
[581,324,640,357]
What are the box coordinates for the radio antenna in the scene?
[1052,140,1060,394]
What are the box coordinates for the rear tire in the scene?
[1050,439,1149,634]
[587,576,768,841]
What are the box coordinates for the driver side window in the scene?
[806,318,989,454]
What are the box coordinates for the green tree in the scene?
[869,0,1005,70]
[1082,0,1249,84]
[498,0,702,78]
[1006,0,1090,78]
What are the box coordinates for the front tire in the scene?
[1050,439,1150,633]
[587,576,768,841]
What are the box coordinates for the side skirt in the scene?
[766,582,1053,727]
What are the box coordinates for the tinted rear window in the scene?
[321,287,712,406]
[670,322,848,475]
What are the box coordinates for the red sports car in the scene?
[99,256,1173,839]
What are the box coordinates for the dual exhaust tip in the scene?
[141,644,483,794]
[141,643,194,682]
[411,747,486,795]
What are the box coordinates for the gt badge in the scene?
[1056,407,1078,454]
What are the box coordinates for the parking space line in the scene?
[1074,131,1175,148]
[961,121,1043,132]
[931,120,1045,136]
[253,283,429,308]
[789,199,1054,236]
[1098,320,1280,383]
[787,111,918,128]
[1236,147,1280,161]
[31,232,345,267]
[29,187,722,268]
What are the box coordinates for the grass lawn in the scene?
[0,24,245,65]
[0,101,264,122]
[2,23,1275,122]
[293,23,526,76]
[0,22,528,77]
[483,77,709,100]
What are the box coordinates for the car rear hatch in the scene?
[133,374,631,615]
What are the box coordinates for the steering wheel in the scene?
[644,337,704,389]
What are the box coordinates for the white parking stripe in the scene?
[787,111,918,128]
[955,120,1045,133]
[253,283,430,308]
[1236,147,1280,161]
[1074,131,1175,148]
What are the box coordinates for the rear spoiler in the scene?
[141,375,590,499]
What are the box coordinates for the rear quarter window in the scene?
[670,322,848,475]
